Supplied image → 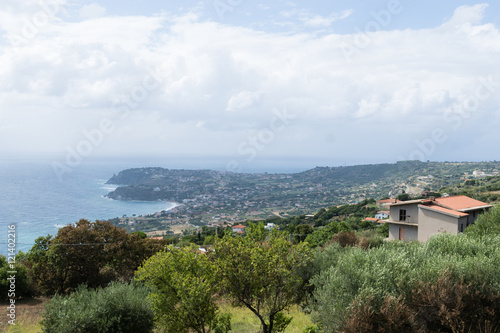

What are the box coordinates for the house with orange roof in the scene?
[231,224,247,234]
[387,195,492,242]
[363,217,383,224]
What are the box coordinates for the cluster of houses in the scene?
[231,222,278,234]
[368,195,492,242]
[227,195,492,242]
[151,193,492,243]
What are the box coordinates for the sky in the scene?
[1,0,500,171]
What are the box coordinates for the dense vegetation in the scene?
[5,201,500,332]
[440,174,500,204]
[23,220,167,295]
[41,282,154,333]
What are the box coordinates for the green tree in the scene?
[131,231,148,239]
[136,245,230,333]
[246,221,268,242]
[466,205,500,237]
[25,219,166,295]
[397,192,410,201]
[0,254,33,301]
[304,221,350,248]
[213,233,312,333]
[293,224,314,243]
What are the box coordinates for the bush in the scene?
[311,233,500,332]
[330,231,358,248]
[0,255,33,300]
[466,204,500,237]
[41,282,154,333]
[341,274,500,333]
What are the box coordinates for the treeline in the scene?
[440,174,500,203]
[2,205,500,332]
[173,198,386,248]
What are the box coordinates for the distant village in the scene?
[108,166,499,242]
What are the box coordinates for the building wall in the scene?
[388,223,418,241]
[417,208,468,241]
[389,203,420,224]
[465,208,490,226]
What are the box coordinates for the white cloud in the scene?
[0,3,499,163]
[302,10,353,27]
[442,3,489,29]
[277,8,353,29]
[226,91,264,112]
[79,3,107,20]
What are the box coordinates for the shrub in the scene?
[330,231,358,248]
[0,255,33,300]
[342,295,412,333]
[310,233,500,332]
[466,204,500,237]
[41,282,154,333]
[341,273,500,333]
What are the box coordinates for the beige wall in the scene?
[418,207,468,241]
[388,223,418,241]
[388,201,485,242]
[389,203,420,224]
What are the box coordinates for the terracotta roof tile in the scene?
[434,195,491,210]
[420,204,469,217]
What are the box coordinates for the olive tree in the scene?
[213,232,312,333]
[136,245,231,333]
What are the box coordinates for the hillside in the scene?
[105,161,500,226]
[440,174,500,204]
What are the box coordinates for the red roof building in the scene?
[386,195,492,242]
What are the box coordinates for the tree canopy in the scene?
[136,245,230,333]
[25,219,166,295]
[213,231,313,333]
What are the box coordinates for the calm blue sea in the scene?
[0,159,178,255]
[0,156,322,255]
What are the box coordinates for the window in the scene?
[460,224,464,233]
[399,209,407,221]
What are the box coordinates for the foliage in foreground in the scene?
[25,219,167,295]
[136,245,231,333]
[466,203,500,237]
[0,254,33,301]
[41,281,154,333]
[213,227,313,333]
[311,232,500,332]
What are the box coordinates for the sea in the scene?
[0,156,320,256]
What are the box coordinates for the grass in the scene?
[219,302,313,333]
[2,297,313,333]
[0,298,46,333]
